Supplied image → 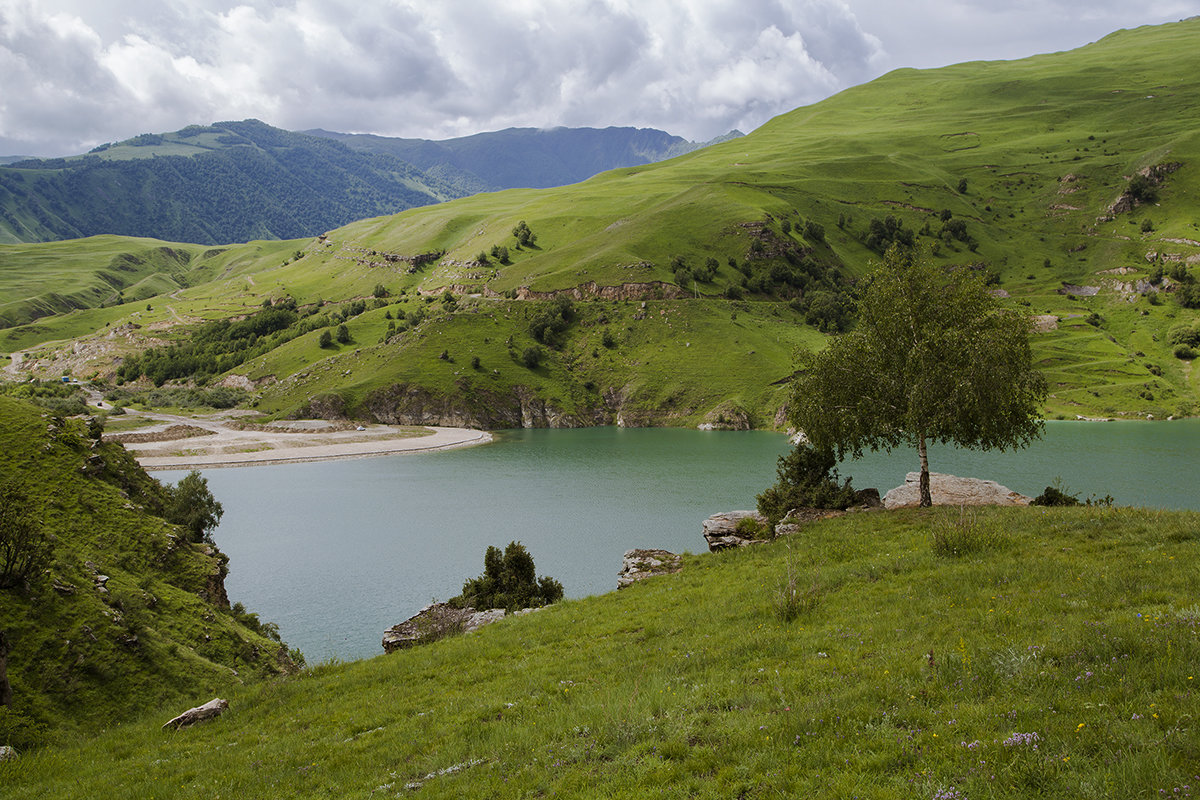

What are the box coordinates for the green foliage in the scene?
[318,329,332,348]
[1127,173,1158,203]
[164,470,224,544]
[930,507,1005,557]
[520,346,544,369]
[103,386,249,410]
[0,396,295,747]
[756,443,858,524]
[512,220,537,247]
[803,219,825,243]
[117,305,301,385]
[372,283,389,299]
[1167,321,1200,348]
[789,247,1047,507]
[1031,480,1082,506]
[335,323,351,344]
[451,541,563,611]
[528,296,575,348]
[864,215,915,253]
[0,481,52,590]
[0,120,451,246]
[774,550,821,621]
[734,516,771,540]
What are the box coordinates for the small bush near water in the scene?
[451,541,563,611]
[757,442,858,525]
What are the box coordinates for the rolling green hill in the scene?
[2,20,1200,424]
[4,503,1199,797]
[0,396,299,748]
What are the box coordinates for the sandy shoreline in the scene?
[101,404,492,471]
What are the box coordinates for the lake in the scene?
[161,420,1200,663]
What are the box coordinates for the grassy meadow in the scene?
[3,504,1199,798]
[3,21,1200,422]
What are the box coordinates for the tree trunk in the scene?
[0,629,12,708]
[918,436,932,508]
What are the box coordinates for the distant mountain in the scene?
[304,126,744,194]
[0,120,456,245]
[0,122,738,246]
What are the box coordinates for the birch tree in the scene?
[788,247,1047,507]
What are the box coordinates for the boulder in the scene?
[163,697,228,731]
[702,510,770,551]
[382,603,506,653]
[0,745,16,762]
[617,549,682,589]
[883,472,1031,509]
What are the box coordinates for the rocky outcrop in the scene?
[162,697,228,730]
[618,549,682,589]
[359,382,611,429]
[883,472,1031,510]
[0,745,16,761]
[702,510,770,551]
[515,281,685,302]
[382,603,507,653]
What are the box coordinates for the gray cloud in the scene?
[1,0,1197,157]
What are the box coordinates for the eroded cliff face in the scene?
[358,383,613,429]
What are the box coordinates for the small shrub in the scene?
[335,324,351,344]
[0,481,52,590]
[774,547,821,622]
[1030,479,1081,506]
[521,346,544,369]
[164,471,224,544]
[931,508,1004,558]
[756,443,858,525]
[470,355,481,369]
[1174,344,1197,360]
[735,516,770,541]
[451,541,563,611]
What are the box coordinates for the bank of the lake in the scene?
[158,420,1200,663]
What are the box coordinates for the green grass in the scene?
[0,397,297,748]
[4,504,1198,797]
[3,20,1200,420]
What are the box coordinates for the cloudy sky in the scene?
[2,0,1199,156]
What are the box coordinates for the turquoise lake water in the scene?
[161,420,1200,662]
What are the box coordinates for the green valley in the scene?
[4,21,1200,425]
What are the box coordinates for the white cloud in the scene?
[1,0,1197,157]
[0,0,885,155]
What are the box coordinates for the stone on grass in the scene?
[382,603,507,653]
[702,510,769,551]
[618,549,682,589]
[883,472,1030,510]
[163,697,228,731]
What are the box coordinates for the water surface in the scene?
[164,420,1200,662]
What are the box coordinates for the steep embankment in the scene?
[3,504,1199,797]
[0,396,298,748]
[3,20,1200,423]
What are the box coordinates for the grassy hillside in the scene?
[0,396,299,749]
[3,21,1200,423]
[3,504,1198,797]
